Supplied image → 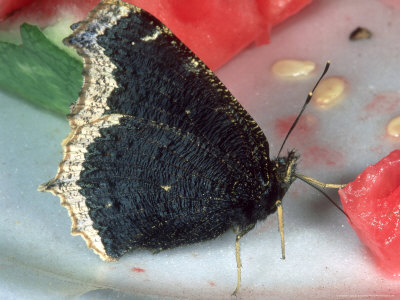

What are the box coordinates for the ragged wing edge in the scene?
[38,0,140,261]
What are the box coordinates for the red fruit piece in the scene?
[0,0,35,21]
[339,150,400,276]
[131,0,268,69]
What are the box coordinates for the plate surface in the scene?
[1,0,400,299]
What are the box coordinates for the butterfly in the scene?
[39,0,339,294]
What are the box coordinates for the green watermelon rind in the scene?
[0,23,83,115]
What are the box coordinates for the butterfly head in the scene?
[271,150,299,200]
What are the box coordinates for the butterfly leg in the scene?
[295,173,349,218]
[295,173,346,189]
[275,200,285,259]
[232,223,255,296]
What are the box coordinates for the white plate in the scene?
[1,0,400,299]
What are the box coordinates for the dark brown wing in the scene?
[40,0,273,260]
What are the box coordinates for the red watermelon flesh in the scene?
[339,150,400,276]
[0,0,36,22]
[0,0,311,70]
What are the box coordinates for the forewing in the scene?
[63,0,271,180]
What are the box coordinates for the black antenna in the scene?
[295,173,351,221]
[277,61,331,157]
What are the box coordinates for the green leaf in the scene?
[0,23,83,115]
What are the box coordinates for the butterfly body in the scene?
[39,0,297,261]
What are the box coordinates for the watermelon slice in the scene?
[339,150,400,276]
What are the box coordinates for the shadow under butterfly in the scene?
[38,0,346,295]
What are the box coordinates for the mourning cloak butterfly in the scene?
[39,0,322,294]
